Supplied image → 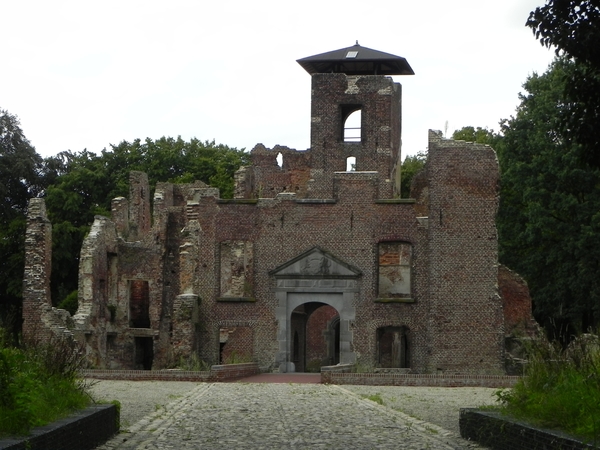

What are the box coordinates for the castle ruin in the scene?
[22,44,535,373]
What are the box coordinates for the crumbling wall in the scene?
[498,264,540,374]
[127,171,150,241]
[22,198,73,344]
[425,130,505,373]
[219,326,253,363]
[244,144,312,199]
[73,215,118,366]
[499,265,538,337]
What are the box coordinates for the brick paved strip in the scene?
[97,383,482,449]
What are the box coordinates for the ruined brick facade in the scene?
[22,45,535,374]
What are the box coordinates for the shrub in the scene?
[57,290,79,316]
[174,353,211,371]
[0,333,90,437]
[222,350,252,365]
[305,359,322,373]
[497,332,600,442]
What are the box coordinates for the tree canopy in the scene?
[0,110,42,223]
[44,137,249,306]
[400,152,426,198]
[0,109,43,336]
[496,58,600,336]
[527,0,600,67]
[527,0,600,167]
[451,126,502,148]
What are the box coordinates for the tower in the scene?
[297,42,414,198]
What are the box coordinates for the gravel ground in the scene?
[87,380,501,436]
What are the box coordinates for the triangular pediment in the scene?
[270,247,362,278]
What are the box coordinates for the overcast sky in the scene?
[3,0,555,160]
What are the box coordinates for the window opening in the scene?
[377,326,409,368]
[343,109,362,142]
[378,242,412,298]
[276,152,283,168]
[129,280,150,328]
[346,156,356,172]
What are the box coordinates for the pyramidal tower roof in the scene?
[297,42,414,76]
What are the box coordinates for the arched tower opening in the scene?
[342,107,362,143]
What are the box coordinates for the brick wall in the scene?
[322,372,520,388]
[425,131,504,374]
[82,362,259,381]
[220,326,253,363]
[305,305,338,368]
[498,265,538,336]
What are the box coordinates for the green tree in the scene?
[527,0,600,167]
[44,137,248,306]
[0,110,42,222]
[400,152,426,198]
[0,109,43,337]
[451,126,503,148]
[497,58,600,337]
[527,0,600,67]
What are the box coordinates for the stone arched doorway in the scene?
[270,247,361,373]
[291,303,340,372]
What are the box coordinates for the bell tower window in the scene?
[341,106,362,142]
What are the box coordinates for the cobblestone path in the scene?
[97,383,480,449]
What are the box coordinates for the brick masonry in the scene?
[82,362,260,381]
[321,371,520,388]
[23,58,537,374]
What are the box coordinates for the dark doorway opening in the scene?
[377,326,409,368]
[134,337,153,370]
[129,280,150,328]
[291,302,340,372]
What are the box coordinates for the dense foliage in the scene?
[447,1,600,339]
[451,126,501,148]
[0,110,43,339]
[454,58,600,337]
[497,332,600,442]
[400,152,426,198]
[43,137,249,305]
[0,333,90,436]
[497,58,600,336]
[527,0,600,168]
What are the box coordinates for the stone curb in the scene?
[0,404,118,450]
[459,409,599,450]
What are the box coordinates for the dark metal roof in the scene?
[297,42,414,76]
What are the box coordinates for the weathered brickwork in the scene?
[305,305,338,369]
[219,326,253,363]
[22,198,73,344]
[22,47,537,374]
[498,265,539,337]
